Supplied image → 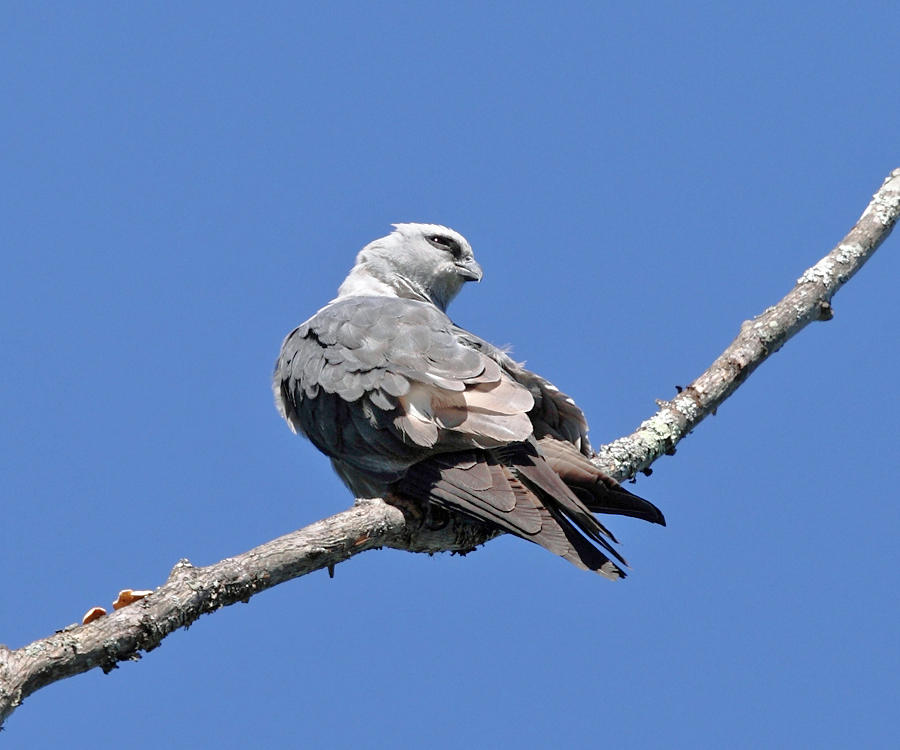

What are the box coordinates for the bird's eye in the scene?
[426,234,462,257]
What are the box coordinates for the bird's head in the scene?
[338,223,482,311]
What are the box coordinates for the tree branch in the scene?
[2,168,898,728]
[593,168,900,479]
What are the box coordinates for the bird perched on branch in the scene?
[274,223,664,578]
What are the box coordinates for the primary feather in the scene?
[274,223,664,578]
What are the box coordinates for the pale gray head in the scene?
[337,223,483,312]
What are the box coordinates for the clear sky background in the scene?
[2,3,898,748]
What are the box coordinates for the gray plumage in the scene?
[274,223,664,578]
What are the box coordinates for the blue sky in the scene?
[2,3,898,748]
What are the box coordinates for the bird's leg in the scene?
[384,492,449,531]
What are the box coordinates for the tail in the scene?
[394,443,631,579]
[536,436,666,526]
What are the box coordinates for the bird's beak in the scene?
[456,258,483,282]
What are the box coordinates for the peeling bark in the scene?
[2,168,898,728]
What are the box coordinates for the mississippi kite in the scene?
[274,223,664,578]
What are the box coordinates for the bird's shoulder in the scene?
[284,296,460,355]
[276,296,481,392]
[274,295,502,422]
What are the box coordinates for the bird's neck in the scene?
[335,263,450,310]
[336,264,400,299]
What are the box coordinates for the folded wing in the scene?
[275,295,662,577]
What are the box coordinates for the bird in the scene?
[273,223,664,578]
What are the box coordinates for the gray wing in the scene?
[275,296,533,483]
[451,326,592,453]
[275,296,660,577]
[451,326,665,527]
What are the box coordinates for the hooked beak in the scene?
[456,258,483,282]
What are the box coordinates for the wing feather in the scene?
[537,437,665,525]
[394,445,625,578]
[275,293,658,576]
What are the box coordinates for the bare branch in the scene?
[594,168,900,479]
[0,499,496,727]
[2,168,898,727]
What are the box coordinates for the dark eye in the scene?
[426,234,462,257]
